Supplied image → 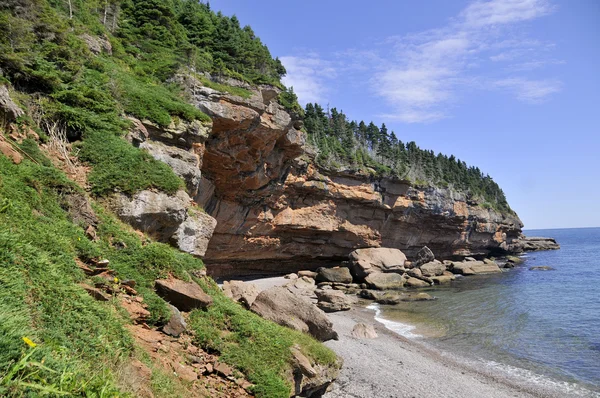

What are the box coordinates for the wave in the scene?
[366,303,420,339]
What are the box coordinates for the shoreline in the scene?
[240,275,599,398]
[322,302,598,398]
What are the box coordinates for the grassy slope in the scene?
[0,146,337,397]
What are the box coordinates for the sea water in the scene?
[374,227,600,395]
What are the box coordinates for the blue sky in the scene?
[211,0,600,229]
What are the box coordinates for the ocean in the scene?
[372,227,600,396]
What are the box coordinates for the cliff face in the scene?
[169,76,523,277]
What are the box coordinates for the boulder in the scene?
[529,266,555,271]
[470,261,502,274]
[351,323,378,339]
[250,287,338,341]
[359,290,434,304]
[298,270,318,279]
[506,255,525,265]
[419,260,446,277]
[163,304,187,337]
[155,277,213,311]
[170,210,217,257]
[449,262,476,275]
[430,275,455,284]
[222,280,260,308]
[315,267,353,284]
[315,289,352,313]
[414,246,435,267]
[405,277,431,288]
[364,272,405,290]
[290,345,341,397]
[0,85,24,121]
[114,190,190,242]
[0,138,22,164]
[79,283,109,301]
[348,248,407,279]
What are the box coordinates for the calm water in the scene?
[375,227,600,394]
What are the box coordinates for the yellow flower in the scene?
[78,237,81,241]
[22,337,37,348]
[113,277,119,283]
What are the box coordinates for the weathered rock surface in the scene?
[0,85,24,121]
[414,246,435,267]
[315,289,352,313]
[171,210,217,257]
[419,260,445,277]
[404,277,431,288]
[348,248,407,280]
[250,287,338,341]
[290,345,341,397]
[155,277,213,311]
[222,280,260,308]
[162,304,187,337]
[518,236,560,252]
[351,323,378,339]
[315,267,353,284]
[360,290,434,304]
[529,266,556,271]
[364,272,405,290]
[449,259,502,275]
[114,190,190,241]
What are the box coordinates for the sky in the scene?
[210,0,600,229]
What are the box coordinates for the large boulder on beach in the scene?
[449,259,502,275]
[364,272,405,290]
[348,248,407,280]
[250,287,338,341]
[155,277,213,311]
[315,267,353,284]
[419,260,445,277]
[315,289,352,313]
[351,323,378,339]
[414,246,435,267]
[359,290,434,304]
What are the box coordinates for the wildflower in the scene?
[113,277,119,283]
[22,337,37,348]
[78,237,81,241]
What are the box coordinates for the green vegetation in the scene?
[190,280,338,397]
[304,103,512,213]
[195,73,253,98]
[0,142,337,397]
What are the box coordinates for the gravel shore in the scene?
[242,276,593,398]
[322,305,584,398]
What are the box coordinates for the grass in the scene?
[189,279,339,398]
[196,74,252,99]
[0,146,339,397]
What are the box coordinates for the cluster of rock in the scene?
[517,236,560,252]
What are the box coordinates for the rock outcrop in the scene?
[112,75,526,278]
[155,277,213,311]
[518,236,560,252]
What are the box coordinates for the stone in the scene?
[291,346,317,377]
[80,33,112,55]
[0,85,24,121]
[360,290,433,304]
[170,210,217,257]
[419,260,446,277]
[351,323,378,339]
[364,272,405,290]
[284,273,298,279]
[315,267,353,284]
[63,193,98,229]
[404,277,431,288]
[529,266,555,271]
[155,277,213,311]
[250,287,338,341]
[518,236,560,252]
[315,289,352,313]
[298,270,318,279]
[414,246,435,267]
[469,261,502,274]
[120,297,150,323]
[79,283,109,301]
[506,255,524,265]
[163,304,187,337]
[222,280,260,308]
[430,275,455,284]
[114,190,190,242]
[214,361,233,377]
[348,248,407,280]
[0,139,22,164]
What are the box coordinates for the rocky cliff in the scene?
[134,74,524,277]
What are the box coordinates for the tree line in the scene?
[303,103,512,213]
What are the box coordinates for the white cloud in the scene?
[279,56,336,105]
[460,0,555,28]
[494,78,562,102]
[370,0,561,123]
